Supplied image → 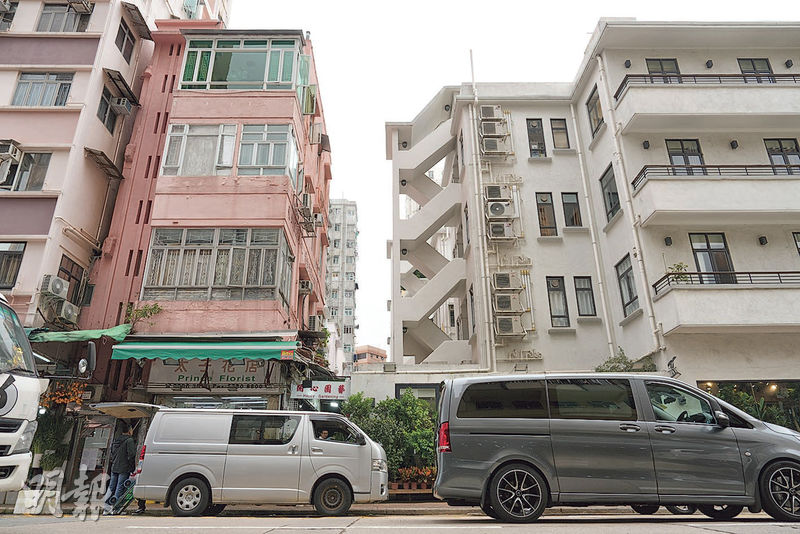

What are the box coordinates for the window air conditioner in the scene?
[307,314,324,331]
[41,275,69,300]
[487,200,516,219]
[67,0,93,14]
[484,185,512,201]
[110,98,133,116]
[495,316,525,336]
[299,280,313,294]
[481,137,510,155]
[57,300,80,324]
[488,222,515,240]
[493,272,523,291]
[493,294,524,314]
[0,140,21,162]
[480,121,509,137]
[480,105,504,120]
[300,193,313,217]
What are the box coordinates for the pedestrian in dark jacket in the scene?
[106,422,136,511]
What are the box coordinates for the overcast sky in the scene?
[230,0,798,356]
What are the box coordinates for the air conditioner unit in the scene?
[299,280,313,295]
[110,98,133,116]
[480,121,509,137]
[484,185,512,201]
[481,137,511,155]
[41,275,69,300]
[307,314,324,331]
[313,213,324,227]
[0,140,21,162]
[493,294,524,314]
[480,105,504,120]
[67,0,93,14]
[0,1,12,14]
[493,272,523,291]
[300,193,313,217]
[488,222,515,240]
[495,316,525,336]
[486,200,516,219]
[57,300,80,324]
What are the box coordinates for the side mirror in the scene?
[78,341,97,378]
[715,410,730,428]
[358,435,367,446]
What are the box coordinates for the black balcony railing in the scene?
[614,73,800,100]
[631,164,800,190]
[653,271,800,295]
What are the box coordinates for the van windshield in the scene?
[0,302,37,375]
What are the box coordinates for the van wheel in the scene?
[666,504,697,515]
[480,500,499,519]
[313,478,352,516]
[488,463,547,523]
[203,503,226,516]
[169,477,210,517]
[698,504,743,520]
[760,461,800,522]
[631,504,659,514]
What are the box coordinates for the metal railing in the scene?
[653,271,800,295]
[614,74,800,100]
[631,164,800,190]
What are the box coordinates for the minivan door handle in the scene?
[288,445,298,455]
[654,425,676,434]
[619,423,641,432]
[310,446,324,454]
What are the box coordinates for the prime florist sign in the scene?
[147,358,277,392]
[291,380,351,400]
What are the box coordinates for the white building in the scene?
[376,18,800,399]
[325,198,358,366]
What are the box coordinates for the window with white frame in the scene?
[142,228,293,305]
[345,240,354,248]
[1,3,19,31]
[333,223,341,232]
[0,242,25,289]
[115,18,135,63]
[181,38,301,90]
[0,153,51,191]
[96,87,119,134]
[345,256,354,264]
[331,272,340,282]
[332,239,340,248]
[330,307,338,317]
[331,256,339,265]
[344,290,353,299]
[329,289,338,299]
[345,272,355,281]
[12,73,73,106]
[343,343,352,353]
[344,307,353,316]
[37,3,91,32]
[163,124,235,176]
[237,124,300,189]
[343,325,353,334]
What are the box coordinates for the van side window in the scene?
[456,380,547,419]
[312,419,360,444]
[229,415,300,445]
[645,382,714,425]
[548,378,637,421]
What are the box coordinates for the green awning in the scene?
[29,324,132,343]
[111,341,300,361]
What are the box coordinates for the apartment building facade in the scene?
[383,19,800,394]
[325,198,358,365]
[0,0,229,329]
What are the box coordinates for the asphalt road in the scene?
[2,509,799,534]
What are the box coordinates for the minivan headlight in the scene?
[372,459,387,472]
[11,421,37,454]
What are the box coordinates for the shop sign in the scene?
[290,380,350,400]
[147,358,278,393]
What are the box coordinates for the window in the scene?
[536,193,557,236]
[0,152,51,191]
[115,19,135,63]
[182,38,300,90]
[690,233,735,284]
[0,2,18,31]
[330,307,338,317]
[345,240,354,248]
[646,382,715,425]
[344,307,353,316]
[12,73,73,106]
[142,228,293,304]
[456,380,547,419]
[344,290,353,299]
[546,277,569,327]
[343,344,351,353]
[464,207,470,246]
[561,193,582,227]
[162,124,235,177]
[0,243,25,289]
[311,419,361,444]
[765,139,800,175]
[332,239,340,248]
[229,415,299,445]
[58,254,84,305]
[526,119,546,157]
[345,256,354,264]
[345,272,355,281]
[469,285,475,334]
[37,3,91,32]
[586,85,603,136]
[343,325,353,334]
[237,124,300,189]
[794,232,800,256]
[331,272,339,282]
[550,118,569,149]
[666,139,705,175]
[333,223,341,232]
[646,58,680,83]
[346,208,355,217]
[448,304,455,327]
[96,87,119,134]
[329,289,338,299]
[549,378,637,421]
[574,277,596,316]
[615,254,639,317]
[331,256,339,265]
[738,58,774,83]
[599,165,620,221]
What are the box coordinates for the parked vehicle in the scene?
[93,405,388,516]
[435,373,800,523]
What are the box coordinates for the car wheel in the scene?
[480,500,500,519]
[169,477,210,517]
[488,463,547,523]
[203,503,227,516]
[698,504,743,520]
[313,478,352,516]
[631,504,660,515]
[666,504,697,515]
[760,461,800,522]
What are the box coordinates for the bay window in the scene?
[162,124,235,176]
[238,124,300,189]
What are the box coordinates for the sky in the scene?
[230,0,799,355]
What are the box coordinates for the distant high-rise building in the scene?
[326,199,358,366]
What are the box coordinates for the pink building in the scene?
[354,345,387,367]
[81,20,333,408]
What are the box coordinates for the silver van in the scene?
[435,374,800,523]
[96,405,388,516]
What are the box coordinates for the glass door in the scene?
[765,139,800,175]
[666,139,705,176]
[646,58,680,83]
[690,233,735,284]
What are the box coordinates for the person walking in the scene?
[106,422,136,513]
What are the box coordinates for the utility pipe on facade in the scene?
[595,54,662,354]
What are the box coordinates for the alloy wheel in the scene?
[495,469,542,519]
[769,466,800,517]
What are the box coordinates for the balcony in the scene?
[612,74,800,133]
[652,271,800,335]
[631,164,800,226]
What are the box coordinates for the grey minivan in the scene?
[435,374,800,522]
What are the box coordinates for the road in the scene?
[2,509,799,534]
